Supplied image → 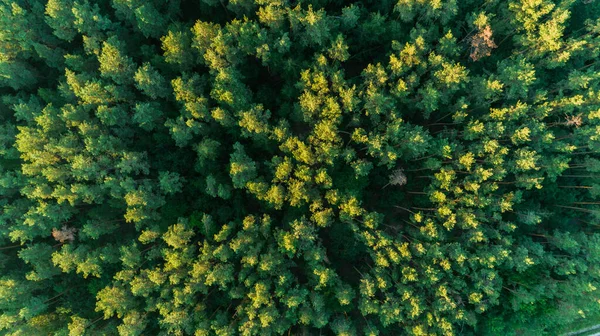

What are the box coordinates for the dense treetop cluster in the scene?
[1,0,600,335]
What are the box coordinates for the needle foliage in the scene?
[1,0,600,335]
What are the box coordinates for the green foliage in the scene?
[1,0,600,335]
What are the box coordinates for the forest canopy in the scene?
[1,0,600,335]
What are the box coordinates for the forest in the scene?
[1,0,600,335]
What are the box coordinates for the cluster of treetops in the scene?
[1,0,600,335]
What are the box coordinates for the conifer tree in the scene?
[0,0,600,335]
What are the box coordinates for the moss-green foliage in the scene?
[1,0,600,335]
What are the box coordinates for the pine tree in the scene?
[0,0,599,335]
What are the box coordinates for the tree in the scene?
[230,142,258,189]
[1,0,600,335]
[98,36,136,85]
